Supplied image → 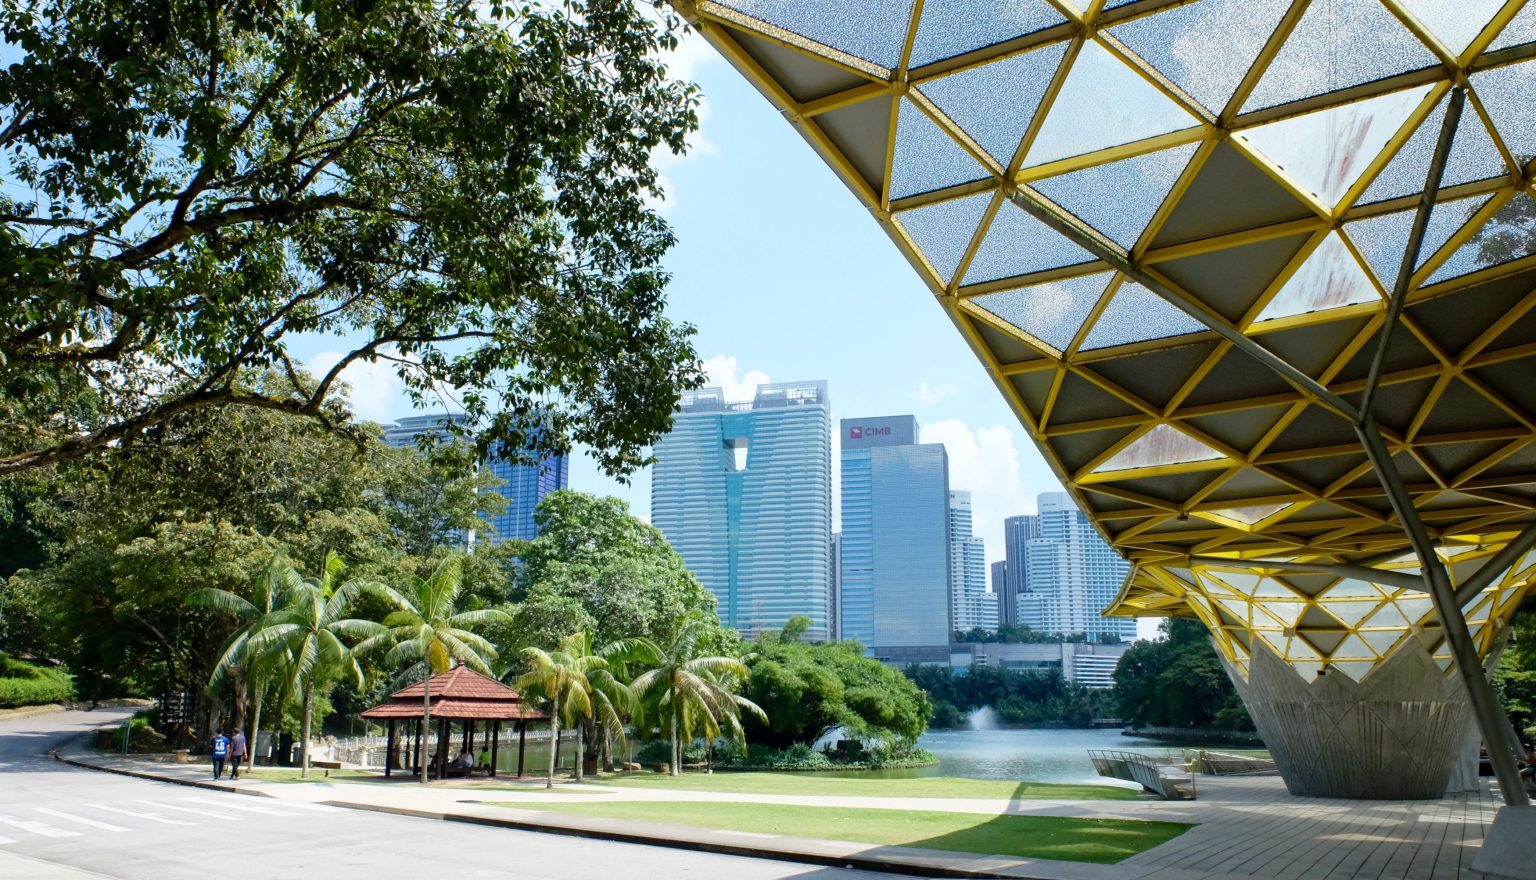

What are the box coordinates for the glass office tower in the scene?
[651,382,833,640]
[383,413,568,544]
[949,491,996,633]
[1024,492,1134,641]
[839,415,951,656]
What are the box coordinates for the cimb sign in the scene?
[849,426,891,439]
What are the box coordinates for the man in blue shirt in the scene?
[211,731,229,780]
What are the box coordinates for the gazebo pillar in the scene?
[414,719,424,778]
[385,719,397,779]
[517,720,527,777]
[437,717,450,780]
[490,720,501,778]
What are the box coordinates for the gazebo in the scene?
[362,666,547,780]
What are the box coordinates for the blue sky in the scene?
[299,30,1070,569]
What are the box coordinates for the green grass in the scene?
[493,800,1188,864]
[595,771,1138,801]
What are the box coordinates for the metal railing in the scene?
[1088,749,1197,800]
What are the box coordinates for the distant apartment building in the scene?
[1024,492,1134,641]
[651,382,833,640]
[948,640,1130,688]
[839,415,951,660]
[1000,513,1039,625]
[382,413,568,544]
[948,491,996,633]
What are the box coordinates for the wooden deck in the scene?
[1111,774,1502,879]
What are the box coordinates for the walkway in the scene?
[57,747,1500,879]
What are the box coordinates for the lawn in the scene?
[493,800,1188,864]
[595,772,1138,801]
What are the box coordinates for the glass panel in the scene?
[894,192,993,284]
[1490,2,1536,51]
[1396,596,1434,620]
[1397,0,1505,53]
[1257,628,1288,654]
[1108,0,1292,113]
[1259,601,1304,627]
[717,0,918,69]
[1218,596,1251,623]
[1081,281,1207,349]
[1220,570,1262,595]
[1331,660,1376,680]
[1332,632,1375,659]
[919,41,1071,166]
[1426,192,1536,284]
[1288,638,1320,660]
[889,99,991,200]
[1243,0,1437,110]
[968,272,1111,350]
[1253,579,1298,598]
[1093,423,1225,472]
[1237,86,1431,206]
[962,198,1097,284]
[1209,502,1291,523]
[1343,194,1493,285]
[1326,579,1382,598]
[1323,600,1380,626]
[1023,40,1200,166]
[1364,602,1408,629]
[1361,629,1403,654]
[1254,232,1380,322]
[1359,93,1508,205]
[1291,660,1323,679]
[909,0,1066,68]
[1471,58,1536,160]
[1031,142,1200,248]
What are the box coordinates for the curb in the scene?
[56,750,1068,880]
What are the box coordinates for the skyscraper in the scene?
[839,415,950,658]
[651,382,833,640]
[382,413,568,544]
[1001,514,1039,625]
[1024,492,1134,641]
[949,491,995,633]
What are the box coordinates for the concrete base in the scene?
[1222,640,1469,799]
[1472,805,1536,879]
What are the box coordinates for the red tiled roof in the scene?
[361,666,549,721]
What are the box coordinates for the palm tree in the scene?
[555,632,640,781]
[356,556,509,785]
[190,553,301,774]
[628,616,766,776]
[242,552,384,777]
[514,633,616,788]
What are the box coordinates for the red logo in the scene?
[850,427,863,438]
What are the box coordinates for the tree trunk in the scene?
[546,696,559,790]
[420,672,433,785]
[669,705,680,777]
[299,681,314,778]
[246,683,264,773]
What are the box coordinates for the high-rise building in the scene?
[839,415,950,658]
[1001,514,1038,625]
[1024,492,1134,641]
[651,382,833,640]
[948,491,995,634]
[990,560,1008,629]
[382,413,568,544]
[830,532,843,641]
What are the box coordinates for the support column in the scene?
[385,719,397,779]
[490,720,501,778]
[517,720,527,778]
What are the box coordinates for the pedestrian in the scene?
[229,728,247,780]
[211,729,229,780]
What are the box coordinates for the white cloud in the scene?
[308,348,426,425]
[702,354,770,403]
[920,419,1032,563]
[910,380,959,405]
[646,21,720,215]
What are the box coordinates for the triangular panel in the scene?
[1023,41,1200,166]
[890,99,992,199]
[1343,194,1494,286]
[715,0,919,70]
[1238,86,1431,206]
[969,272,1112,352]
[1242,0,1439,111]
[1031,142,1200,248]
[1108,0,1292,114]
[1081,281,1206,350]
[1427,192,1536,284]
[909,0,1066,68]
[1490,2,1536,52]
[1470,58,1536,167]
[962,199,1098,285]
[894,192,993,285]
[1359,91,1509,205]
[1397,0,1505,54]
[1254,232,1380,322]
[919,41,1071,166]
[1093,424,1226,473]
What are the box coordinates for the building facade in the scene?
[382,413,568,545]
[948,641,1130,688]
[1024,493,1134,641]
[651,382,833,640]
[1000,514,1038,625]
[839,415,951,657]
[948,491,996,633]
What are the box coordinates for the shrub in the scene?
[0,653,73,708]
[90,715,168,753]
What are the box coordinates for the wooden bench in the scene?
[311,759,343,777]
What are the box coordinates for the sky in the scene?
[292,24,1156,635]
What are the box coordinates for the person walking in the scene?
[229,728,247,780]
[211,730,230,780]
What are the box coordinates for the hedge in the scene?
[0,653,74,708]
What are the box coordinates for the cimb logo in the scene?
[850,426,891,439]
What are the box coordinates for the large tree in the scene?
[0,0,704,476]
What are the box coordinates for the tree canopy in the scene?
[1112,618,1251,731]
[0,0,705,477]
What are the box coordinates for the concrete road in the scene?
[0,710,900,880]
